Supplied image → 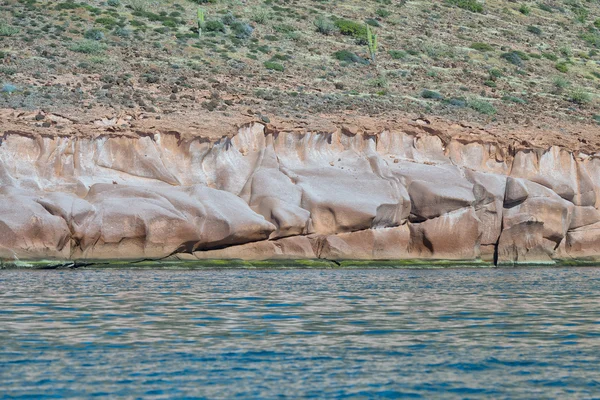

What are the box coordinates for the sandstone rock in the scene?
[0,187,70,259]
[408,207,482,259]
[312,225,411,260]
[498,180,574,264]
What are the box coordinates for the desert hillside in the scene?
[2,0,600,132]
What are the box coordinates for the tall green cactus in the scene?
[197,8,205,38]
[366,24,378,63]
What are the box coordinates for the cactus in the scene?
[197,8,205,38]
[366,24,378,63]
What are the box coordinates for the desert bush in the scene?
[128,0,151,12]
[470,42,493,51]
[231,21,253,39]
[389,50,407,59]
[204,20,225,32]
[541,52,558,61]
[519,4,531,15]
[555,62,569,73]
[250,8,269,24]
[0,23,19,37]
[84,28,105,40]
[334,19,367,38]
[502,95,527,104]
[365,19,380,27]
[527,25,542,35]
[264,61,284,72]
[314,17,336,35]
[421,89,443,99]
[332,50,368,64]
[69,40,106,54]
[446,0,483,13]
[468,98,496,114]
[107,0,120,6]
[221,12,236,26]
[501,51,525,66]
[376,8,391,18]
[369,76,388,88]
[569,87,592,104]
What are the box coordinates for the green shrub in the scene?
[389,50,407,59]
[519,4,531,15]
[274,24,295,33]
[581,32,600,48]
[502,95,527,104]
[489,68,503,78]
[69,40,106,54]
[555,62,569,73]
[250,8,269,24]
[332,50,368,64]
[447,97,467,107]
[204,20,225,32]
[573,6,589,23]
[553,76,570,90]
[376,8,391,18]
[446,0,483,13]
[527,25,542,35]
[84,28,105,40]
[470,42,494,51]
[55,1,80,10]
[95,17,117,28]
[421,89,443,99]
[369,77,388,88]
[468,99,496,115]
[541,52,558,61]
[231,21,253,39]
[334,19,367,38]
[501,51,525,66]
[538,3,553,13]
[365,18,380,27]
[107,0,120,6]
[264,61,284,72]
[314,17,336,35]
[0,23,19,37]
[569,88,592,104]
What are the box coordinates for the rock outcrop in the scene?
[2,121,600,265]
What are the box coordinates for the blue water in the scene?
[1,267,600,399]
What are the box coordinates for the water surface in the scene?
[1,267,599,398]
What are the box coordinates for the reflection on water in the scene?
[1,268,600,398]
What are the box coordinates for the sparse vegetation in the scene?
[468,99,496,115]
[0,0,599,126]
[470,42,494,52]
[446,0,484,13]
[264,61,284,72]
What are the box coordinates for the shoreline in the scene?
[3,258,600,270]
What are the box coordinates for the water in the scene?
[1,267,600,399]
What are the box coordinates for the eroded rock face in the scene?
[0,122,599,265]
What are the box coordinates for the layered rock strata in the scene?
[2,122,600,265]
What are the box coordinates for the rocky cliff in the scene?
[2,118,600,266]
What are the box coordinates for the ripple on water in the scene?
[1,267,600,398]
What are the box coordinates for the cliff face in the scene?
[2,121,600,265]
